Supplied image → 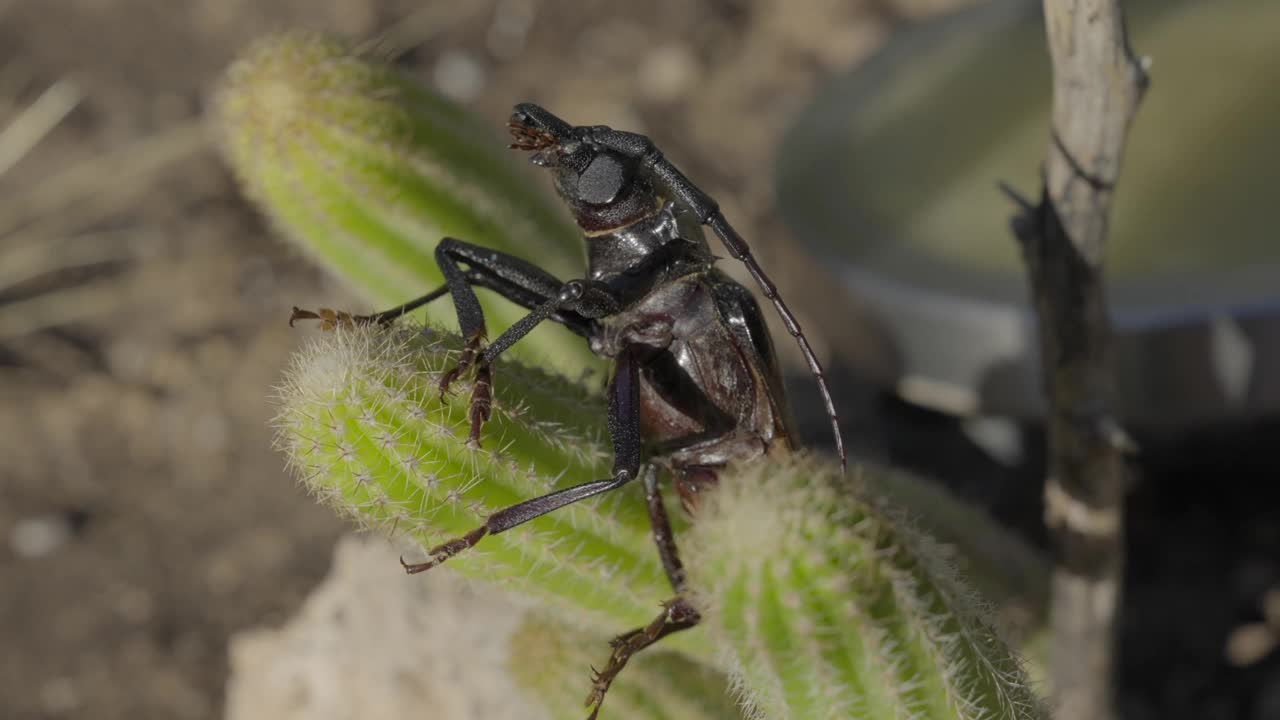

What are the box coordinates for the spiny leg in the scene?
[290,252,593,336]
[433,238,489,401]
[431,240,622,445]
[289,284,453,330]
[338,238,585,440]
[643,464,689,595]
[583,465,700,719]
[401,347,643,573]
[291,238,604,448]
[440,280,599,446]
[584,597,702,720]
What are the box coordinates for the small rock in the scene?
[9,515,74,559]
[433,51,486,103]
[638,45,699,103]
[487,0,537,58]
[225,534,544,720]
[1225,623,1277,668]
[39,676,81,714]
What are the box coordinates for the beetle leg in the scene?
[290,283,455,330]
[288,306,357,330]
[433,237,490,390]
[293,238,602,446]
[355,285,453,325]
[438,332,483,397]
[584,596,702,720]
[445,282,583,445]
[641,464,689,595]
[307,273,597,339]
[580,466,702,720]
[477,279,619,364]
[451,278,617,443]
[427,238,605,444]
[293,238,598,339]
[400,347,643,573]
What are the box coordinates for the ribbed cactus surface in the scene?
[273,322,698,650]
[685,457,1048,720]
[274,323,1047,720]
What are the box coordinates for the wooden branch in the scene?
[1010,2,1148,719]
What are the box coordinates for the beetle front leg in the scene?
[291,236,607,446]
[429,239,611,445]
[433,237,489,391]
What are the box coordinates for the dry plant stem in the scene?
[1011,2,1147,719]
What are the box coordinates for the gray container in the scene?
[778,0,1280,426]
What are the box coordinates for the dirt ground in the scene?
[2,1,1279,719]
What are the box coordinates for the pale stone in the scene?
[225,534,546,720]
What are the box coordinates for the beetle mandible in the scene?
[292,103,846,718]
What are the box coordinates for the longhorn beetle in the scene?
[292,103,846,718]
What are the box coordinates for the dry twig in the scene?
[1006,2,1148,719]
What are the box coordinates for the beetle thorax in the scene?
[585,201,711,285]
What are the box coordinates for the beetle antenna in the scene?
[706,215,847,472]
[643,152,847,470]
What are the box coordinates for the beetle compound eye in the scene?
[578,154,627,205]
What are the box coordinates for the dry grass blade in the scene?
[355,4,491,59]
[0,121,208,239]
[0,276,131,339]
[0,79,79,178]
[0,228,138,291]
[0,80,208,338]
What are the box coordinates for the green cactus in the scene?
[213,31,598,377]
[238,31,1047,720]
[273,321,1046,719]
[273,321,706,657]
[863,466,1050,647]
[684,456,1049,720]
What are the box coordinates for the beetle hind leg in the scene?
[584,596,702,720]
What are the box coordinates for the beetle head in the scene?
[509,103,654,232]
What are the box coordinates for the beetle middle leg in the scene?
[584,465,703,720]
[401,345,643,572]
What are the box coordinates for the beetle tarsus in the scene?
[467,365,493,448]
[400,526,491,574]
[438,334,484,398]
[288,306,317,327]
[584,596,702,720]
[435,334,495,447]
[289,306,365,331]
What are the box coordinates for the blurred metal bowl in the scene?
[778,0,1280,427]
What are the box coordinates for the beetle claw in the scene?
[289,306,359,331]
[437,335,493,447]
